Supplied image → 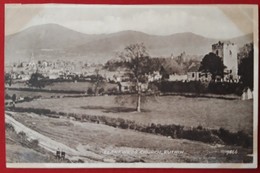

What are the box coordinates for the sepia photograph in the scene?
[4,4,258,168]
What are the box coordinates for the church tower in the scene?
[212,41,238,77]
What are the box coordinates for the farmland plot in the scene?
[16,95,253,134]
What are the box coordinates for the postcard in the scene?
[4,4,258,168]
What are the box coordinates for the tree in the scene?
[160,66,169,80]
[118,43,157,112]
[238,49,253,90]
[238,42,253,64]
[11,94,16,102]
[5,73,12,86]
[27,72,47,88]
[92,68,105,96]
[199,52,225,80]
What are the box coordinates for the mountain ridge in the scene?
[5,23,253,64]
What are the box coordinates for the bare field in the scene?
[10,112,252,163]
[16,95,253,134]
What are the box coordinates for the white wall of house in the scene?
[168,74,188,81]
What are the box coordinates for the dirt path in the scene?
[5,112,105,162]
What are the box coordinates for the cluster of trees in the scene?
[105,53,201,77]
[238,44,254,90]
[26,72,48,89]
[199,52,225,80]
[5,73,12,86]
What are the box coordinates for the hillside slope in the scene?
[5,23,253,64]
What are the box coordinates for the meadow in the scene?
[16,95,253,134]
[5,81,118,100]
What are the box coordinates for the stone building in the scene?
[187,62,211,82]
[212,41,238,78]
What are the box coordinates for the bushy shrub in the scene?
[89,115,99,123]
[214,128,253,148]
[117,118,129,129]
[29,139,39,148]
[18,131,27,142]
[58,112,66,116]
[5,94,11,100]
[156,81,208,94]
[107,87,118,94]
[208,82,243,95]
[87,88,94,95]
[154,81,242,95]
[182,128,219,143]
[5,123,15,132]
[98,88,105,94]
[236,131,253,148]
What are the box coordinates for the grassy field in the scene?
[5,81,118,100]
[16,95,253,134]
[10,112,252,163]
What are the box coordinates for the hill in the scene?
[5,23,253,64]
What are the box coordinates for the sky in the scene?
[5,4,255,39]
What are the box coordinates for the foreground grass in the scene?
[5,124,67,163]
[9,112,253,163]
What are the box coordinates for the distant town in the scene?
[5,40,253,94]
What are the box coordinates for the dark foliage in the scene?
[238,42,253,64]
[160,66,170,80]
[5,123,15,132]
[87,88,94,95]
[199,52,225,79]
[27,72,49,88]
[154,81,243,95]
[213,128,252,148]
[5,73,12,86]
[238,49,254,90]
[157,81,207,94]
[5,94,11,100]
[12,94,17,102]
